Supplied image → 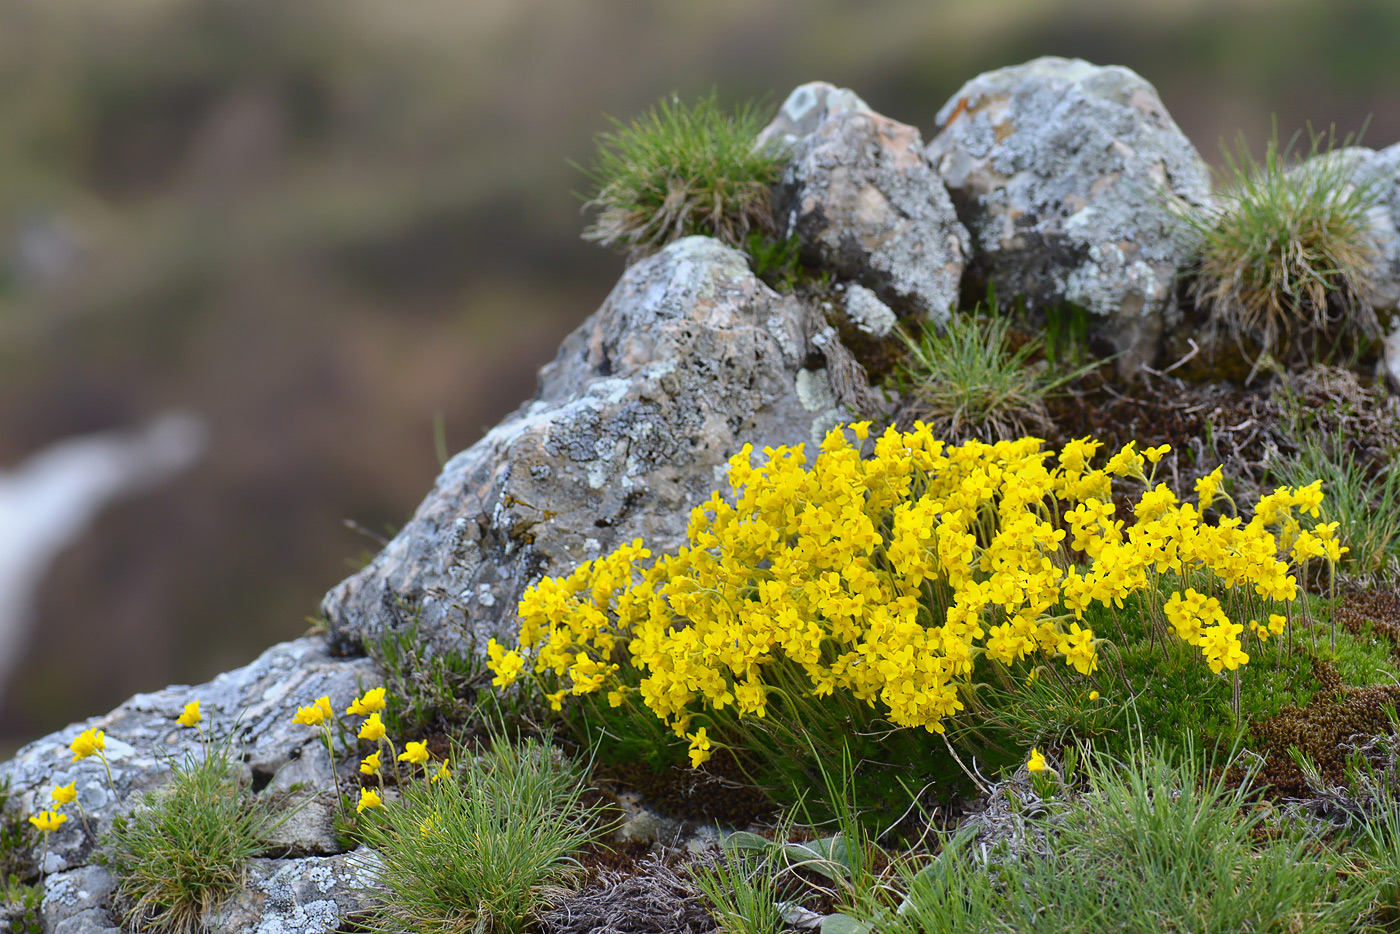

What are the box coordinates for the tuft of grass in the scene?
[744,231,804,293]
[578,92,786,259]
[1270,435,1400,583]
[1183,123,1385,366]
[356,735,604,934]
[0,876,42,934]
[691,849,785,934]
[0,777,40,934]
[0,779,36,886]
[865,743,1370,934]
[895,309,1091,444]
[100,744,273,934]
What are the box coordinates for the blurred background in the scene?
[1,0,1397,753]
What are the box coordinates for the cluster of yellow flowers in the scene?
[292,686,449,814]
[35,701,206,837]
[491,424,1344,768]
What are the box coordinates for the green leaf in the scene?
[721,830,774,854]
[820,911,873,934]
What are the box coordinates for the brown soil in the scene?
[594,750,777,827]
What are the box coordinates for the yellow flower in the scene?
[177,700,202,728]
[398,741,430,766]
[1144,444,1171,464]
[687,727,713,768]
[487,639,525,689]
[51,782,77,806]
[356,787,383,814]
[430,759,451,784]
[69,728,105,762]
[29,810,67,833]
[358,712,386,742]
[346,687,387,717]
[1027,748,1047,773]
[360,751,382,776]
[1088,691,1099,701]
[1195,466,1224,510]
[293,696,333,727]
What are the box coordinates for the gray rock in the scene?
[755,81,871,152]
[772,100,969,325]
[260,792,342,857]
[43,865,115,929]
[53,908,121,934]
[321,236,858,654]
[927,56,1214,371]
[0,637,378,870]
[1301,144,1400,384]
[841,283,899,338]
[204,849,382,934]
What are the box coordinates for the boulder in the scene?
[767,83,969,324]
[320,236,861,655]
[926,56,1214,371]
[0,637,377,872]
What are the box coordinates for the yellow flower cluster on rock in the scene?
[490,425,1339,764]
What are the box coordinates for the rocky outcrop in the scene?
[768,82,969,325]
[18,57,1400,933]
[0,638,379,931]
[320,236,858,656]
[927,56,1214,371]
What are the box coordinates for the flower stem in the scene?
[97,752,117,799]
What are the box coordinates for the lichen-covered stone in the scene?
[320,236,857,655]
[0,637,376,871]
[927,56,1213,371]
[770,90,969,324]
[204,849,381,934]
[259,792,342,857]
[841,283,899,338]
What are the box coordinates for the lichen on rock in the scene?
[927,56,1214,371]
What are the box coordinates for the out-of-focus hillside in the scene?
[2,0,1397,749]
